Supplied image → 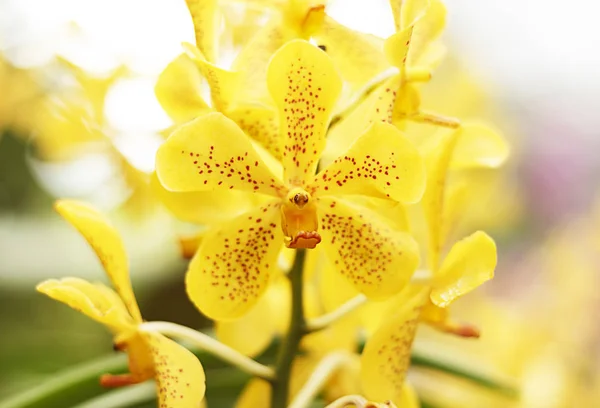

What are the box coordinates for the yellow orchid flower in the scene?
[416,123,508,336]
[157,0,283,158]
[156,40,425,321]
[325,0,452,160]
[155,1,288,225]
[36,200,206,407]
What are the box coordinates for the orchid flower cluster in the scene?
[35,0,509,407]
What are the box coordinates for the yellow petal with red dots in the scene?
[267,40,342,186]
[185,0,218,63]
[431,231,497,308]
[384,27,413,71]
[310,121,425,204]
[150,172,256,225]
[183,42,238,112]
[314,16,388,92]
[54,200,142,322]
[36,278,134,333]
[325,75,402,160]
[139,331,206,407]
[317,197,420,299]
[155,54,210,124]
[360,287,428,402]
[186,200,284,321]
[226,102,283,160]
[235,378,271,408]
[451,122,509,169]
[155,112,286,197]
[216,275,289,357]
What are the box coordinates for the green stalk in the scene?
[0,354,127,408]
[410,349,519,398]
[270,249,307,408]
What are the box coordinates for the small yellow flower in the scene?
[156,40,426,321]
[36,200,205,407]
[326,0,453,159]
[418,124,506,336]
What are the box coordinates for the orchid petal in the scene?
[186,201,283,320]
[310,121,426,204]
[431,231,497,308]
[318,197,420,299]
[156,112,286,197]
[360,287,428,402]
[267,40,342,186]
[54,200,142,322]
[155,54,210,124]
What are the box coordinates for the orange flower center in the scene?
[281,187,321,249]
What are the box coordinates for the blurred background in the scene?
[1,0,599,406]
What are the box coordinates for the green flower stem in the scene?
[139,321,274,380]
[305,294,367,332]
[0,354,127,408]
[71,382,156,408]
[0,337,266,408]
[288,352,352,408]
[410,348,519,398]
[271,249,307,408]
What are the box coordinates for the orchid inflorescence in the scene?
[34,0,510,407]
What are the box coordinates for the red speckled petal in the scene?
[267,40,342,186]
[309,121,426,204]
[155,112,286,198]
[317,197,420,299]
[226,102,283,161]
[360,286,427,402]
[140,331,206,408]
[186,201,284,321]
[384,26,413,71]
